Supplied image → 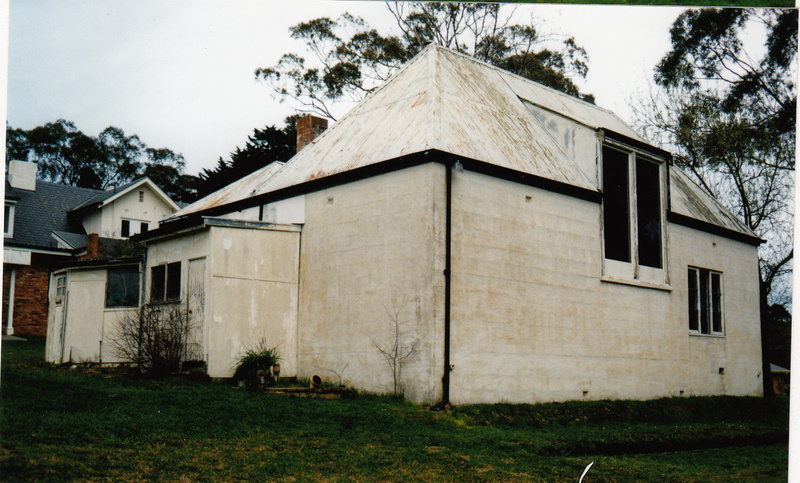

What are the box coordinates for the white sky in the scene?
[5,1,688,175]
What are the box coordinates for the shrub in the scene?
[233,341,281,392]
[110,303,194,377]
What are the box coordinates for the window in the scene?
[121,219,149,237]
[139,190,144,202]
[688,267,723,335]
[4,203,14,237]
[55,275,67,304]
[166,262,181,300]
[602,143,667,283]
[105,267,140,308]
[150,262,181,303]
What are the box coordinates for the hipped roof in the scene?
[169,45,757,242]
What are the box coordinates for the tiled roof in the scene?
[69,178,141,212]
[5,179,103,250]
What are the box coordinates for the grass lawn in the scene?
[1,336,789,482]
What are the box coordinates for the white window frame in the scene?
[688,266,725,336]
[55,274,67,305]
[4,202,15,238]
[600,138,669,287]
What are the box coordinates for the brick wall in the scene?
[2,254,61,336]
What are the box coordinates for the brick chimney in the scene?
[81,233,103,259]
[296,115,328,153]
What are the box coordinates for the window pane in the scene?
[688,268,699,331]
[603,146,631,262]
[711,272,722,333]
[4,205,9,234]
[140,222,149,234]
[151,265,166,302]
[121,220,130,238]
[636,158,662,268]
[106,267,140,308]
[166,262,181,300]
[699,269,710,334]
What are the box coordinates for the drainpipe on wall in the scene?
[5,267,15,335]
[436,159,454,409]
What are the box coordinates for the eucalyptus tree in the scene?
[256,3,593,120]
[633,8,795,386]
[6,120,198,202]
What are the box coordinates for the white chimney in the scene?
[8,160,37,191]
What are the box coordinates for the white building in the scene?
[54,45,763,405]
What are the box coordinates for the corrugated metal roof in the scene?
[170,45,757,242]
[172,45,598,218]
[500,72,643,140]
[171,161,285,218]
[669,168,757,238]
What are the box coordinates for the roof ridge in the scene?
[429,44,618,116]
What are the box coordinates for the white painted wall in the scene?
[296,163,445,403]
[144,223,301,379]
[217,206,260,221]
[82,183,176,237]
[262,195,305,224]
[206,224,301,378]
[45,267,140,364]
[447,169,762,404]
[524,102,599,187]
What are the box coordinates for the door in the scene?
[186,258,206,362]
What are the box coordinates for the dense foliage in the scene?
[6,120,199,202]
[197,118,296,198]
[634,7,795,378]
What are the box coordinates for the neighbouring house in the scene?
[770,363,790,395]
[52,45,763,404]
[4,159,180,337]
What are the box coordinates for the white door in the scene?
[186,258,206,362]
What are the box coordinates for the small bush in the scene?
[233,341,281,392]
[110,303,194,377]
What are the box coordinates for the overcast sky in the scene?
[5,1,690,175]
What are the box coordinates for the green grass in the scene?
[1,336,789,481]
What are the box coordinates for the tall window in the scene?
[121,220,131,238]
[151,262,181,303]
[106,267,140,308]
[688,267,723,335]
[602,144,666,282]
